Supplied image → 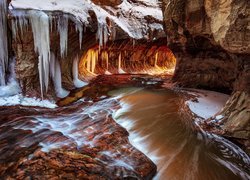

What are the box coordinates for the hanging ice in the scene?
[28,10,51,98]
[0,0,8,86]
[97,22,109,48]
[72,55,87,88]
[58,15,68,57]
[11,12,29,40]
[50,52,69,98]
[102,51,112,75]
[75,22,83,49]
[118,53,126,74]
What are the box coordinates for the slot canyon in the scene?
[0,0,249,179]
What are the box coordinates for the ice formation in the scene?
[58,15,68,57]
[72,55,88,88]
[0,58,21,97]
[28,10,51,98]
[10,0,164,41]
[0,0,8,86]
[6,0,163,97]
[118,53,126,74]
[50,52,69,98]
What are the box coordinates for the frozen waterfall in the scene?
[58,15,69,58]
[28,10,51,99]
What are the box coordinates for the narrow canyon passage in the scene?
[0,0,249,179]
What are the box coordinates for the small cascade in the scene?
[28,10,51,98]
[50,53,69,98]
[72,55,87,88]
[118,53,126,74]
[58,15,68,58]
[0,0,8,86]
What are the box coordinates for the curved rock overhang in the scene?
[1,0,168,99]
[162,0,250,152]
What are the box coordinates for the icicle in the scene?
[28,10,51,98]
[0,0,8,85]
[11,13,29,40]
[58,14,68,57]
[72,55,87,88]
[50,52,69,98]
[18,15,28,36]
[118,53,126,74]
[75,23,83,49]
[11,19,18,40]
[97,22,109,48]
[49,16,53,32]
[102,51,111,75]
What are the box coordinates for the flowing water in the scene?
[0,84,249,179]
[111,87,250,180]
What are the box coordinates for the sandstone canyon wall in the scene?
[7,0,165,98]
[162,0,250,150]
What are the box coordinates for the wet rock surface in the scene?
[0,76,158,179]
[162,0,250,151]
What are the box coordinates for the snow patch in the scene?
[0,94,57,108]
[186,89,229,119]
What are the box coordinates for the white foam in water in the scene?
[72,55,88,88]
[50,52,69,98]
[0,0,8,86]
[28,10,51,98]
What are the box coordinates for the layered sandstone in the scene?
[162,0,250,151]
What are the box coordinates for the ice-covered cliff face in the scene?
[6,0,164,98]
[10,0,163,41]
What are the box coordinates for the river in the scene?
[111,87,250,180]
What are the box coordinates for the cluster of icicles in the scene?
[0,1,112,98]
[12,11,113,98]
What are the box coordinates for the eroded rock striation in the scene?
[162,0,250,152]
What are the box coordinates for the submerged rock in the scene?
[0,100,157,179]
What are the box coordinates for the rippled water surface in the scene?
[111,87,250,180]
